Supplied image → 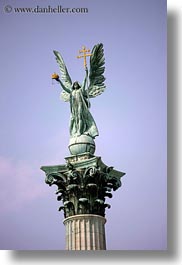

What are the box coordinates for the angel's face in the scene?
[73,82,80,90]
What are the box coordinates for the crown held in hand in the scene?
[51,73,60,81]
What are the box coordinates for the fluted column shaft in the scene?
[63,214,106,250]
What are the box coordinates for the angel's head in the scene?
[72,81,81,90]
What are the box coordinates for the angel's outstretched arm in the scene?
[57,79,71,94]
[81,67,89,93]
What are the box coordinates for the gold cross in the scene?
[77,46,92,68]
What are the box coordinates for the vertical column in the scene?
[63,214,107,250]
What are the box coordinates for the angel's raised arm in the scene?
[57,78,71,94]
[81,66,89,93]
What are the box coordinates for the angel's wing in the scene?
[53,50,72,102]
[88,43,106,98]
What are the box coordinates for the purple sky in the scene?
[0,0,167,250]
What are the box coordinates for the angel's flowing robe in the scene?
[58,72,99,139]
[69,87,99,138]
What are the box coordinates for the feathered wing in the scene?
[53,50,72,102]
[88,43,106,98]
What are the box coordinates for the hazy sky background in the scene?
[0,0,166,250]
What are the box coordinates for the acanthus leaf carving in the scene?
[42,156,125,218]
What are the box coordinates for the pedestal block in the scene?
[63,214,106,250]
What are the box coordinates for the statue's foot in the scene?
[83,132,89,136]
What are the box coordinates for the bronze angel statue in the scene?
[52,43,106,141]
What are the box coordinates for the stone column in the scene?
[63,214,106,250]
[41,153,125,250]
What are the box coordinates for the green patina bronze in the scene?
[53,43,105,144]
